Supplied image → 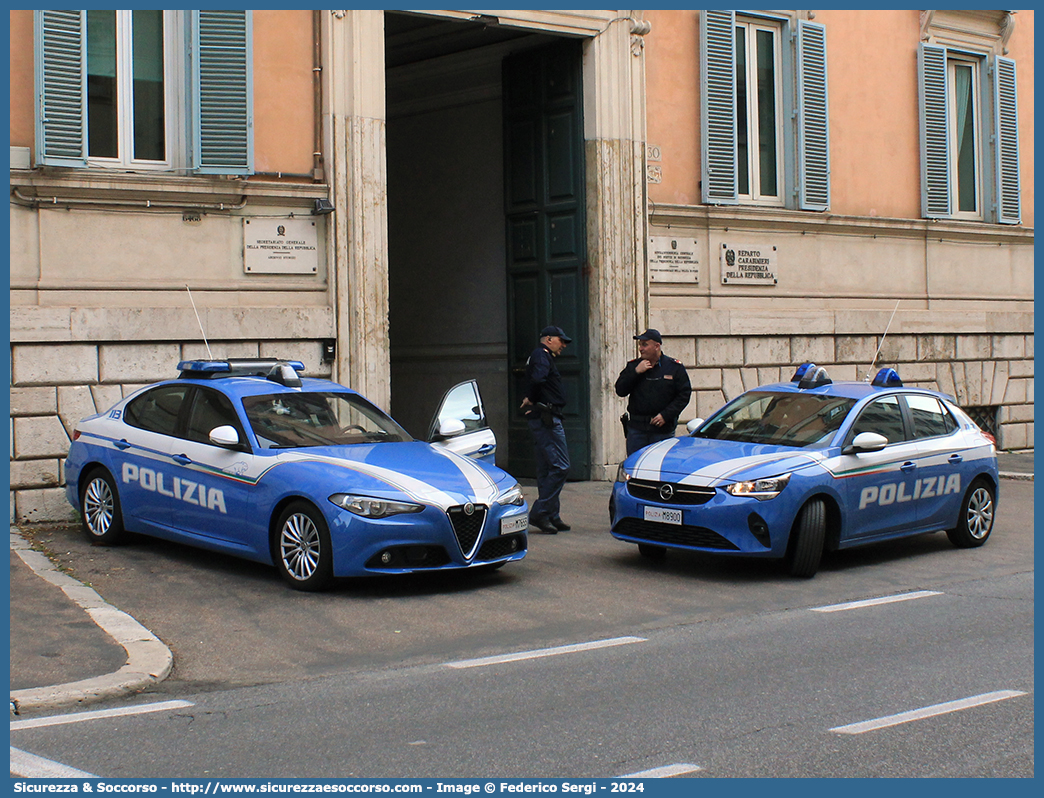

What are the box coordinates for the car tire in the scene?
[274,501,334,592]
[946,478,995,548]
[80,468,126,545]
[785,498,825,578]
[638,543,667,561]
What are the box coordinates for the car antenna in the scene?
[186,284,214,360]
[863,299,900,381]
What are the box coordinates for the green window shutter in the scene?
[918,43,950,218]
[992,56,1020,225]
[34,9,87,167]
[796,20,829,211]
[193,10,253,175]
[700,9,737,204]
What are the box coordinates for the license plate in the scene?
[644,506,682,525]
[501,514,529,535]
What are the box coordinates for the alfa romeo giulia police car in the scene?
[609,364,998,577]
[65,359,528,591]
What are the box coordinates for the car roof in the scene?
[178,374,359,401]
[749,380,954,403]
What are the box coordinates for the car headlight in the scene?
[616,464,631,484]
[724,473,791,500]
[497,483,525,507]
[329,494,423,518]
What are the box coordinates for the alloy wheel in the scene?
[280,512,321,581]
[84,477,114,537]
[966,486,994,540]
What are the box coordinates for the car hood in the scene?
[270,441,513,508]
[627,436,826,486]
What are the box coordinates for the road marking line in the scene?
[10,699,194,731]
[444,636,645,669]
[10,746,97,778]
[618,764,702,778]
[830,690,1027,734]
[811,590,943,613]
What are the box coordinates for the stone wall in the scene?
[9,340,331,524]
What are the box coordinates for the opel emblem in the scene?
[659,484,674,501]
[464,503,475,516]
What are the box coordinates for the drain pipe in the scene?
[312,10,325,183]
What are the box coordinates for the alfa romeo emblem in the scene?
[464,503,475,516]
[659,484,674,501]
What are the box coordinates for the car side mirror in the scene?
[209,425,241,448]
[438,418,466,438]
[686,418,704,436]
[843,431,888,454]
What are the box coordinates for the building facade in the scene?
[8,9,1033,522]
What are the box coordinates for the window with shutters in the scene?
[34,9,252,175]
[917,12,1021,225]
[701,10,829,211]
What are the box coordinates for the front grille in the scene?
[447,504,488,558]
[627,479,716,505]
[475,533,526,561]
[613,517,739,551]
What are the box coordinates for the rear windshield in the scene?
[242,392,412,449]
[696,391,856,448]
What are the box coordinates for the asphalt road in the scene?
[11,480,1034,778]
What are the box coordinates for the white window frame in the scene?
[85,9,178,171]
[735,17,785,206]
[946,53,983,220]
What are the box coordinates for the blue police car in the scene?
[65,359,528,590]
[610,364,998,577]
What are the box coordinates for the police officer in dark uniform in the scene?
[615,329,692,455]
[520,326,571,534]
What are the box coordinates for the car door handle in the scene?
[172,454,193,466]
[114,439,131,450]
[948,454,963,464]
[900,461,916,473]
[477,443,495,454]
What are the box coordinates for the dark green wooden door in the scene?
[504,41,589,479]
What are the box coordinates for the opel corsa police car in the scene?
[609,364,998,577]
[65,359,528,591]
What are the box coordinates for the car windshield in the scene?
[696,391,856,448]
[242,392,412,449]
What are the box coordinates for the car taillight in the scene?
[982,432,996,445]
[72,430,81,441]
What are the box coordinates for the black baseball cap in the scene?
[634,329,662,343]
[540,325,572,343]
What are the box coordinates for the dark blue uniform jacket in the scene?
[615,354,692,426]
[524,345,567,414]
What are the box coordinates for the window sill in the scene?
[649,202,1034,241]
[10,169,329,210]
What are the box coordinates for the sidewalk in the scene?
[996,450,1034,480]
[9,451,1033,714]
[9,531,173,715]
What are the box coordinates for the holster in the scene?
[620,412,629,438]
[536,402,555,428]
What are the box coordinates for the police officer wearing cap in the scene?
[615,329,692,455]
[520,325,572,534]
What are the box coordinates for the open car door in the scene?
[428,380,497,464]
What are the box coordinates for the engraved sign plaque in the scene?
[244,218,319,275]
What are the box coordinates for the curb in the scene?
[9,530,173,714]
[998,472,1033,481]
